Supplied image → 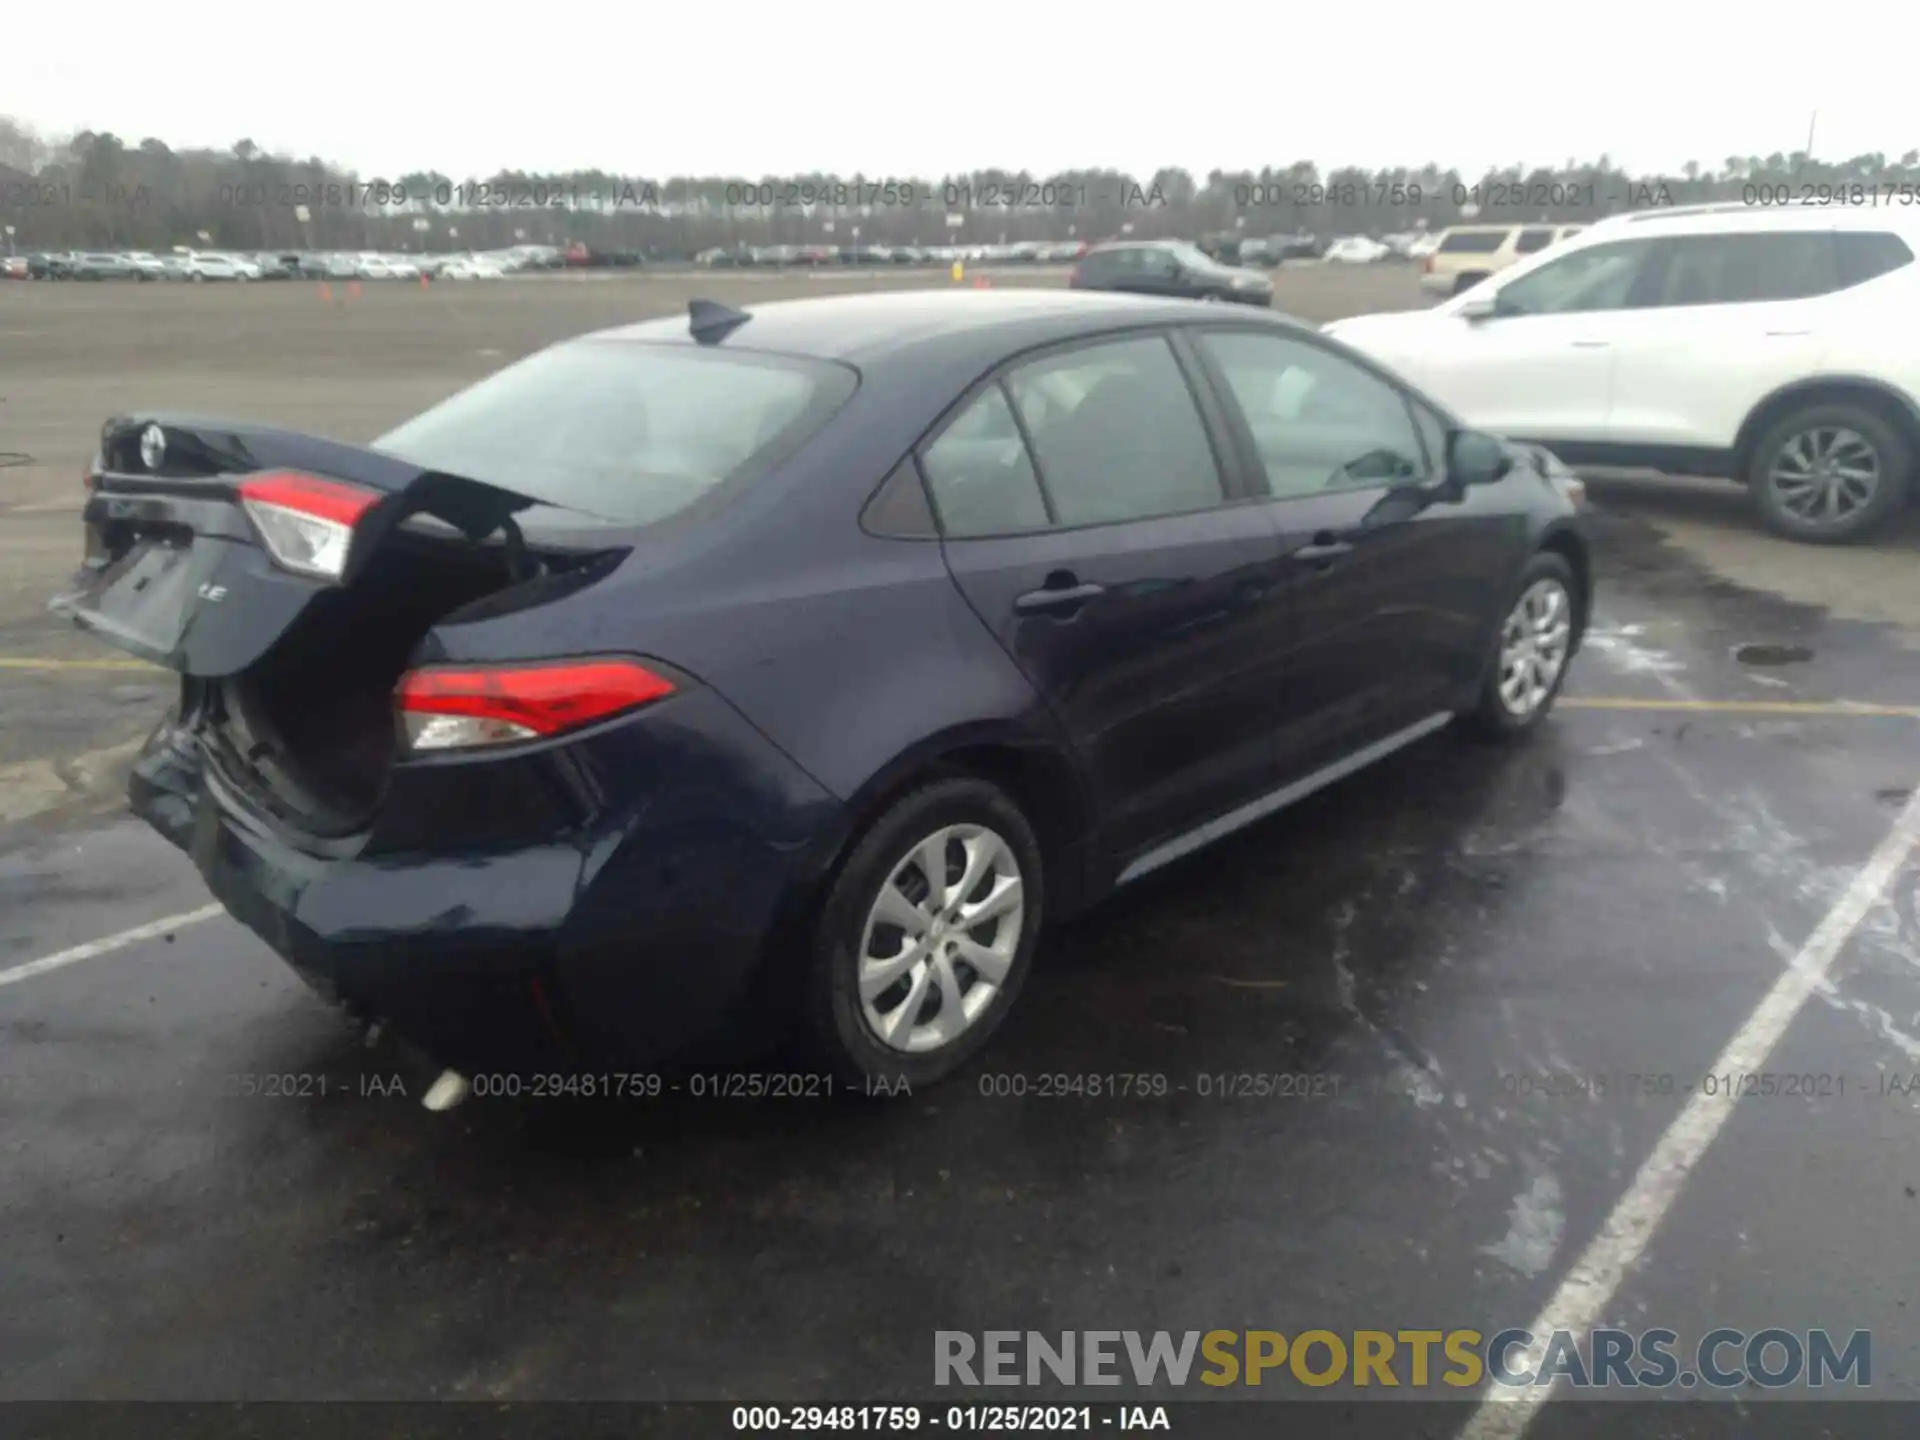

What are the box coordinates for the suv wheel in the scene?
[801,777,1043,1088]
[1463,551,1578,740]
[1748,401,1912,544]
[1453,271,1489,296]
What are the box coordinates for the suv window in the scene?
[1439,229,1511,255]
[1006,335,1226,526]
[1514,228,1557,255]
[1834,231,1914,288]
[1492,239,1654,316]
[1079,249,1124,280]
[919,386,1052,537]
[1199,331,1424,500]
[1648,232,1836,307]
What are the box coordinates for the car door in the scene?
[925,330,1289,865]
[1189,326,1522,779]
[1597,229,1843,450]
[1387,236,1662,443]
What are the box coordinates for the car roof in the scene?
[1585,203,1920,237]
[587,287,1303,366]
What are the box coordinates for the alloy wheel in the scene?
[1767,426,1881,526]
[857,823,1024,1054]
[1497,578,1572,719]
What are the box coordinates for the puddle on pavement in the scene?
[1734,643,1814,666]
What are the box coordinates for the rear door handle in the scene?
[1294,532,1354,566]
[1766,329,1811,337]
[1015,580,1106,614]
[1570,339,1609,348]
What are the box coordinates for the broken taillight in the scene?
[394,657,678,753]
[237,471,381,580]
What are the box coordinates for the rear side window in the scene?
[920,386,1052,537]
[374,340,856,527]
[1080,249,1126,279]
[1514,228,1557,255]
[1439,229,1510,254]
[1006,335,1226,526]
[1648,232,1836,307]
[1835,231,1915,287]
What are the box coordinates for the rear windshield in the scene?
[373,340,858,527]
[1439,229,1511,254]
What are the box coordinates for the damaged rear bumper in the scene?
[129,688,846,1076]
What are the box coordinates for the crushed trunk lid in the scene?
[50,413,575,678]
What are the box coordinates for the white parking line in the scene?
[1460,780,1920,1438]
[0,903,224,990]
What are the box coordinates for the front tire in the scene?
[1747,401,1911,544]
[800,776,1044,1088]
[1463,551,1578,740]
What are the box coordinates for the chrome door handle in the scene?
[1570,340,1609,348]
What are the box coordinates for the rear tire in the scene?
[1746,401,1911,544]
[1463,551,1578,741]
[1453,271,1489,296]
[799,777,1044,1089]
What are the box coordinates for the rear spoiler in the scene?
[96,412,542,545]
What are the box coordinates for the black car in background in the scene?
[54,290,1589,1091]
[1070,239,1275,305]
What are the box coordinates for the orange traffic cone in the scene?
[347,281,362,301]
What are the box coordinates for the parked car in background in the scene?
[54,289,1588,1092]
[183,254,249,282]
[1,256,27,280]
[251,254,297,280]
[71,253,139,280]
[1324,236,1392,264]
[1070,239,1273,305]
[439,256,505,279]
[1419,223,1584,297]
[1408,232,1443,260]
[1326,204,1920,543]
[122,252,168,280]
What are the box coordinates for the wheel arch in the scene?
[798,723,1097,928]
[1731,377,1920,493]
[1536,521,1593,651]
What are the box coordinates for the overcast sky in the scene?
[9,2,1916,180]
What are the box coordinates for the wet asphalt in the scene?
[4,511,1920,1427]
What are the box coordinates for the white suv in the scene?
[1324,204,1920,543]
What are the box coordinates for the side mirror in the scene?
[1456,292,1498,320]
[1446,429,1513,487]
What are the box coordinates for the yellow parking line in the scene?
[0,657,159,673]
[1564,697,1920,719]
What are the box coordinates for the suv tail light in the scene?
[1422,255,1435,274]
[238,471,381,580]
[1068,265,1082,287]
[395,657,677,753]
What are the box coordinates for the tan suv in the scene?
[1419,223,1584,297]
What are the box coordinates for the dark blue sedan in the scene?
[53,288,1591,1090]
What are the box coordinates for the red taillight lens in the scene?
[395,657,677,752]
[1068,265,1081,286]
[1422,255,1434,274]
[238,471,381,580]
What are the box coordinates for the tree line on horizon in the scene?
[5,119,1920,255]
